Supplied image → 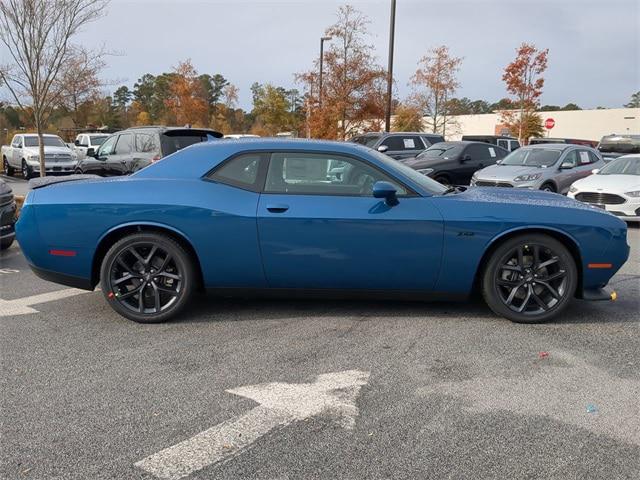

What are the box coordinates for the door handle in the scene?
[266,204,289,213]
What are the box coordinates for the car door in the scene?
[257,151,443,290]
[90,135,118,176]
[573,149,600,183]
[11,136,22,167]
[109,133,134,175]
[380,135,426,160]
[556,149,579,193]
[458,144,490,184]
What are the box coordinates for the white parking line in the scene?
[135,370,370,480]
[0,288,92,316]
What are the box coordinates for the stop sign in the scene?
[545,118,555,130]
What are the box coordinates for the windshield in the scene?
[23,136,66,147]
[598,136,640,154]
[418,144,464,159]
[161,132,216,155]
[500,148,562,167]
[370,150,448,195]
[91,136,108,146]
[599,156,640,175]
[351,135,381,148]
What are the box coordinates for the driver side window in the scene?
[98,136,117,156]
[264,152,406,196]
[563,150,578,168]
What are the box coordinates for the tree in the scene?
[297,5,387,139]
[0,0,108,176]
[164,60,208,127]
[410,46,462,135]
[624,91,639,108]
[392,104,423,131]
[446,97,492,115]
[561,103,581,111]
[501,43,548,143]
[251,83,295,135]
[57,46,107,126]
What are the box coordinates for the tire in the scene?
[3,157,14,176]
[100,232,196,323]
[21,160,33,180]
[481,234,577,323]
[0,236,14,251]
[434,175,451,186]
[74,168,83,175]
[540,183,556,193]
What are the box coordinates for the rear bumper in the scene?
[29,264,94,290]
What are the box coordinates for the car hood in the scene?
[476,164,550,180]
[23,145,72,155]
[405,156,453,169]
[572,174,640,193]
[457,186,597,212]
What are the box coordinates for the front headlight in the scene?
[417,168,434,176]
[514,173,542,182]
[569,185,578,193]
[27,154,39,161]
[624,190,640,197]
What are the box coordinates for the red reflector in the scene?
[49,249,77,257]
[588,263,612,269]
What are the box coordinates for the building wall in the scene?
[436,108,639,141]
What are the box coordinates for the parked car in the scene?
[529,137,598,148]
[350,132,445,160]
[73,133,110,159]
[0,177,16,250]
[471,144,606,194]
[597,134,640,162]
[568,155,640,222]
[404,141,509,185]
[2,133,75,179]
[461,135,521,152]
[74,126,223,176]
[16,139,628,325]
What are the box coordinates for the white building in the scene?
[440,108,639,142]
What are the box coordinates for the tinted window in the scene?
[465,144,490,160]
[351,135,381,148]
[136,134,160,153]
[501,148,562,167]
[422,136,444,147]
[23,136,66,147]
[265,152,407,196]
[381,135,424,151]
[98,136,117,156]
[91,136,108,146]
[114,134,134,155]
[562,150,578,167]
[210,153,264,191]
[161,132,214,155]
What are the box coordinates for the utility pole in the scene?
[319,36,331,109]
[384,0,397,132]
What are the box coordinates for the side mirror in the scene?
[86,147,95,158]
[591,168,600,175]
[559,161,574,170]
[461,154,472,162]
[372,181,399,206]
[74,139,80,146]
[377,145,389,153]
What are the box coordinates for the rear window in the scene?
[161,132,217,155]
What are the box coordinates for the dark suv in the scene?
[350,132,445,160]
[75,126,223,176]
[0,178,16,250]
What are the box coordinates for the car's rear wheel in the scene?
[3,157,14,176]
[100,233,195,323]
[482,234,577,323]
[21,160,33,180]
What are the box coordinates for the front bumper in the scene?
[568,192,640,222]
[28,161,77,173]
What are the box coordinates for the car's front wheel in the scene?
[3,157,14,176]
[100,232,196,323]
[482,234,577,323]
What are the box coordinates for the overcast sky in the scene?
[66,0,639,110]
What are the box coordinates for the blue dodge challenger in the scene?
[16,139,629,324]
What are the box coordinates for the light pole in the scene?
[319,36,331,109]
[384,0,397,132]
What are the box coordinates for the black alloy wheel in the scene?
[100,233,195,323]
[482,234,577,323]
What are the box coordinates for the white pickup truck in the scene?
[73,133,110,160]
[2,133,76,179]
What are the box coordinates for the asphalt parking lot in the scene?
[1,178,639,479]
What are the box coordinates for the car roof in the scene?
[21,133,59,137]
[122,126,223,137]
[521,143,576,150]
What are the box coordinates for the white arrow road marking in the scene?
[135,370,370,480]
[0,288,92,316]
